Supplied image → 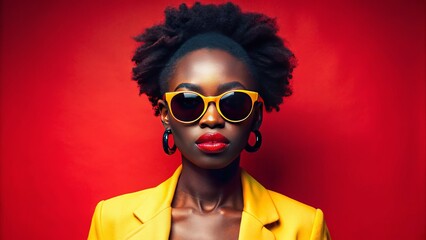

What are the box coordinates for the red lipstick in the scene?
[195,132,230,154]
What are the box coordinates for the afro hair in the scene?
[132,2,296,116]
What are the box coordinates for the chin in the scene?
[184,151,241,170]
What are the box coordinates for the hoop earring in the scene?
[163,129,176,155]
[245,130,262,152]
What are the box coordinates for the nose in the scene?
[199,102,225,128]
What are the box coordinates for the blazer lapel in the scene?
[239,170,280,240]
[125,166,182,240]
[125,207,172,240]
[122,167,279,240]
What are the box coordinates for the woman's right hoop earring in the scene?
[163,129,176,155]
[245,130,262,152]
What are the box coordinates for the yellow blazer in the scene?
[88,166,330,239]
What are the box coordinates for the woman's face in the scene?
[160,48,262,169]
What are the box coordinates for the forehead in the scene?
[167,48,257,94]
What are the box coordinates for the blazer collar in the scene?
[126,167,180,239]
[238,170,279,240]
[128,166,279,240]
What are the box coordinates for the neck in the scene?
[173,156,243,212]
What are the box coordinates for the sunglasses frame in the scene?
[164,90,259,124]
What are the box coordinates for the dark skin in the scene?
[158,49,262,240]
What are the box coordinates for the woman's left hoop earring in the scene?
[163,129,176,155]
[245,130,262,152]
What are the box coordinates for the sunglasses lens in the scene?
[170,92,204,122]
[219,91,253,121]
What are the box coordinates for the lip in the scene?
[195,132,230,154]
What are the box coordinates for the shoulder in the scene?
[98,167,181,218]
[88,167,182,240]
[267,190,330,239]
[88,188,157,239]
[103,167,181,214]
[240,170,330,239]
[101,187,157,211]
[268,190,317,220]
[93,187,158,229]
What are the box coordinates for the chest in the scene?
[169,208,242,240]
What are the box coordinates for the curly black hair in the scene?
[132,2,296,116]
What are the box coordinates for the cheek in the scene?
[227,118,255,147]
[168,120,196,149]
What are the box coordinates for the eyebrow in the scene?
[174,81,247,93]
[174,83,202,92]
[217,82,246,92]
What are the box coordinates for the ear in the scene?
[252,102,263,131]
[158,99,170,128]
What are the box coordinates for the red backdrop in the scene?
[1,0,425,239]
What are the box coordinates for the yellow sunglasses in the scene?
[164,90,259,123]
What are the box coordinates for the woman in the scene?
[89,2,331,239]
